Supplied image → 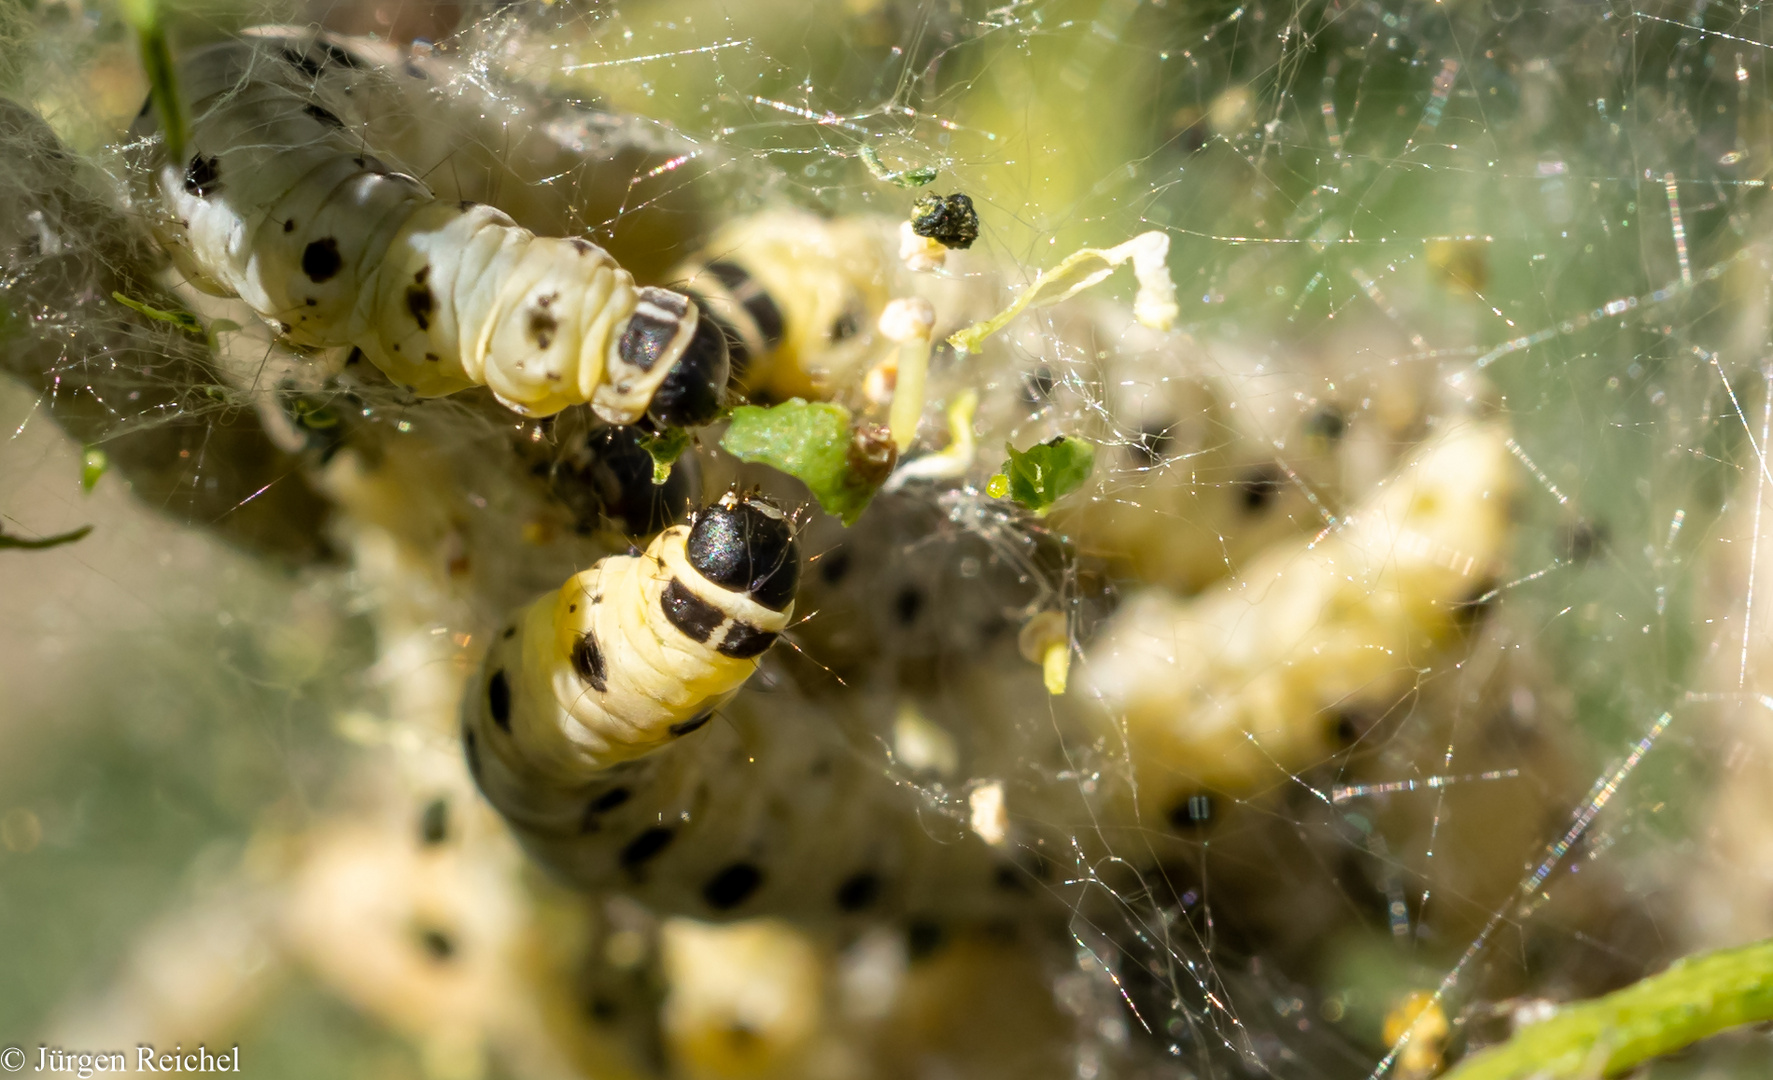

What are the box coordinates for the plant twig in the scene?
[1441,938,1773,1080]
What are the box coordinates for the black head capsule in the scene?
[686,496,799,611]
[645,300,729,429]
[550,426,701,538]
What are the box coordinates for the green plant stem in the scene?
[120,0,187,165]
[1441,938,1773,1080]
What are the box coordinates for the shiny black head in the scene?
[686,496,799,611]
[647,307,729,429]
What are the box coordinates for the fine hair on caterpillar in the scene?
[127,29,728,425]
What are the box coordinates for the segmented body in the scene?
[128,32,726,424]
[464,494,1039,920]
[1079,419,1516,818]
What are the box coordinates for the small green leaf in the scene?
[81,447,108,492]
[112,291,203,335]
[636,427,692,485]
[0,524,93,550]
[721,400,896,525]
[998,436,1095,515]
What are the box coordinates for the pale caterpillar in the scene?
[127,33,728,424]
[465,491,1047,920]
[1077,418,1516,824]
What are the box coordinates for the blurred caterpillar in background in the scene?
[127,31,728,424]
[1078,418,1516,822]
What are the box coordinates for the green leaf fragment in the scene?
[721,400,895,525]
[81,447,107,492]
[637,427,692,485]
[859,145,939,188]
[998,436,1094,515]
[0,524,93,550]
[112,291,203,335]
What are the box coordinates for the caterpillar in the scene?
[1077,417,1516,822]
[127,33,728,424]
[463,490,1050,921]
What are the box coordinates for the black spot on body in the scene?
[419,798,449,845]
[283,219,296,233]
[302,238,342,283]
[620,827,676,872]
[1169,793,1215,830]
[568,237,595,254]
[417,927,455,961]
[1237,467,1282,513]
[894,586,923,626]
[835,872,881,912]
[280,47,325,79]
[487,669,511,731]
[661,579,725,643]
[1130,423,1174,466]
[819,548,851,584]
[703,862,763,909]
[184,155,221,197]
[994,864,1030,893]
[529,309,558,350]
[590,787,632,812]
[572,633,608,691]
[404,61,428,79]
[669,712,712,737]
[907,920,945,959]
[1306,407,1347,442]
[579,786,631,834]
[407,284,434,329]
[685,498,799,610]
[303,103,345,130]
[503,626,516,639]
[1562,519,1603,564]
[1022,366,1055,403]
[716,622,778,659]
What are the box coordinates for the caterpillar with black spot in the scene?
[127,32,728,424]
[465,491,1042,921]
